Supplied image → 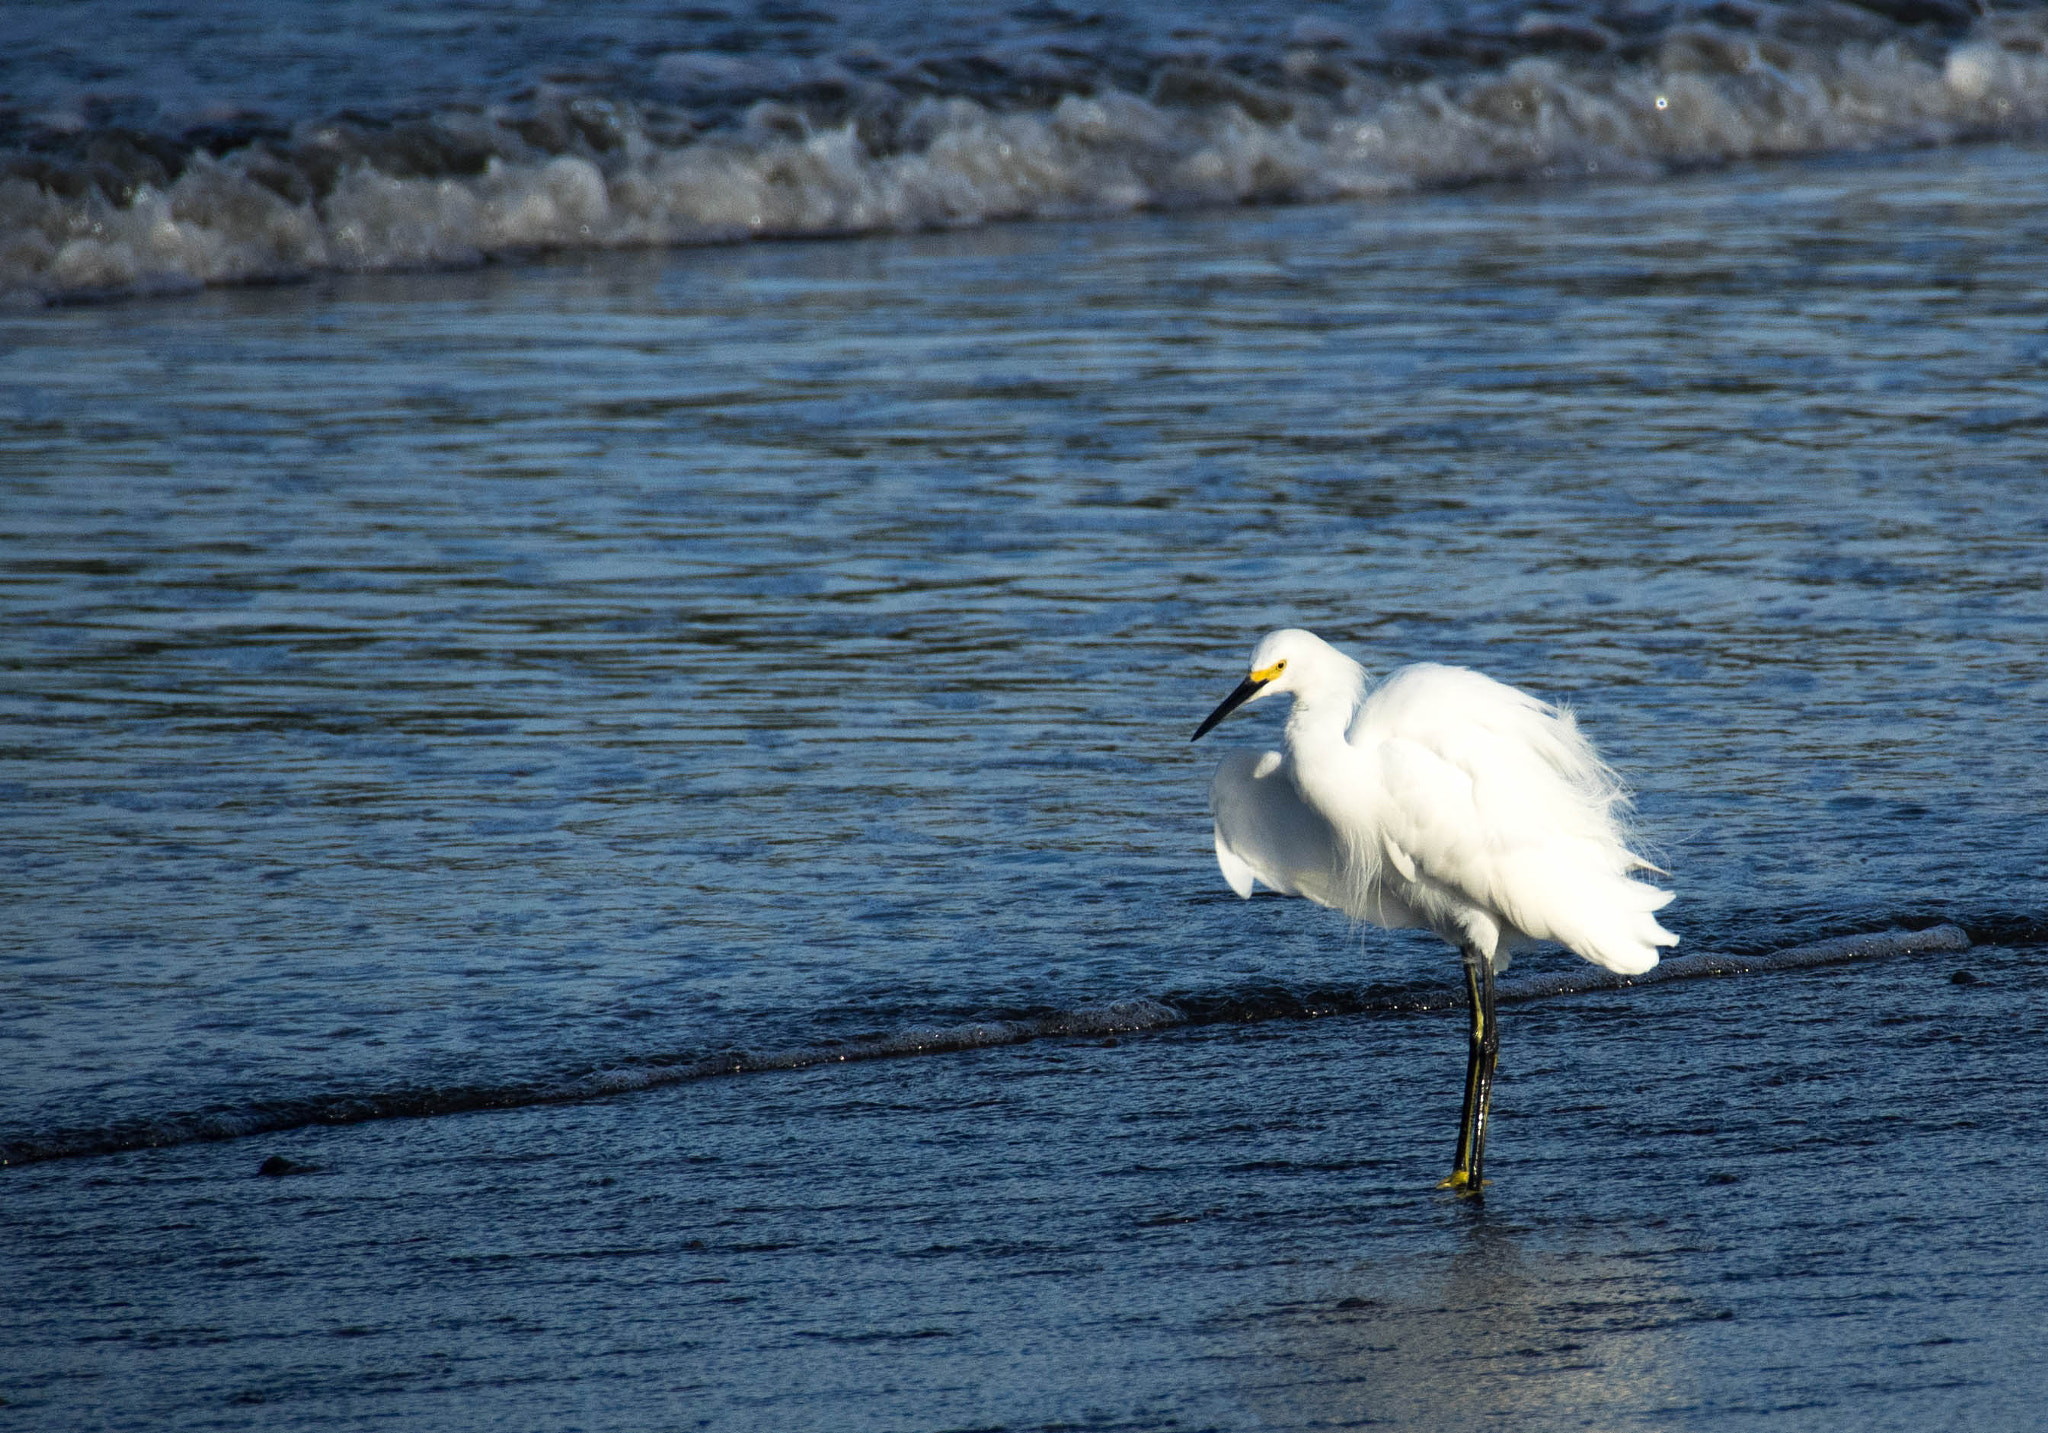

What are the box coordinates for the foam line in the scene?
[0,999,1187,1168]
[1497,924,1972,1002]
[0,927,1977,1168]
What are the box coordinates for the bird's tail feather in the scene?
[1559,873,1678,975]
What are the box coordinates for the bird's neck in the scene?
[1284,672,1365,764]
[1281,683,1369,860]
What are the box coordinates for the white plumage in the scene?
[1191,627,1677,1192]
[1200,629,1674,972]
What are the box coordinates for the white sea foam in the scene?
[5,13,2047,304]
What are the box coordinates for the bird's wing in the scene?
[1356,665,1676,974]
[1208,749,1346,909]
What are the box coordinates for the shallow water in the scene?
[4,133,2048,1426]
[6,938,2045,1429]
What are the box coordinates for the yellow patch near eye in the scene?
[1249,662,1285,683]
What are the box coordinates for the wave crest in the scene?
[6,11,2048,304]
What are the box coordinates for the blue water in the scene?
[5,1,2048,1424]
[9,0,2048,302]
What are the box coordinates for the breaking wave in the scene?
[0,923,1970,1168]
[6,7,2048,304]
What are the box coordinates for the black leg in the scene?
[1441,945,1493,1195]
[1467,945,1499,1193]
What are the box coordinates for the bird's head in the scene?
[1190,628,1346,741]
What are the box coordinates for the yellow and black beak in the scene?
[1191,675,1269,742]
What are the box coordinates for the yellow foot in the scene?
[1436,1170,1489,1194]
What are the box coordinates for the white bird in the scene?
[1191,628,1676,1195]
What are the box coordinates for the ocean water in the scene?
[6,2,2048,1429]
[10,0,2048,304]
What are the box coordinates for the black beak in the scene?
[1191,676,1268,742]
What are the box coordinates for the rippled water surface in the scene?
[4,137,2048,1428]
[12,0,2048,304]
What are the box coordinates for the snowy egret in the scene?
[1191,629,1676,1195]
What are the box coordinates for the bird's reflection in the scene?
[1232,1216,1705,1428]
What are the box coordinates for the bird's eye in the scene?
[1275,659,1286,670]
